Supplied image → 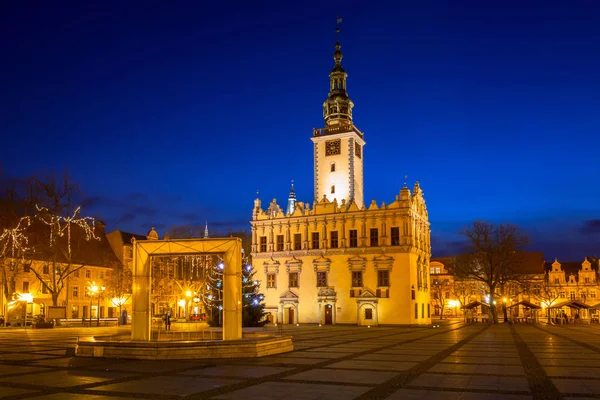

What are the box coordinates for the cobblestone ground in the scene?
[0,321,599,399]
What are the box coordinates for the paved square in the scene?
[0,321,599,399]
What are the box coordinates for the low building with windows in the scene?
[429,254,600,321]
[251,35,431,326]
[1,221,123,325]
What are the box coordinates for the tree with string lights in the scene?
[241,261,267,327]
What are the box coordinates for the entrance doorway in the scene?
[288,308,294,324]
[324,305,333,324]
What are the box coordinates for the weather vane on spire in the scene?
[336,15,342,40]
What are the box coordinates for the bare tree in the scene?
[24,172,101,308]
[530,274,563,321]
[105,266,132,324]
[454,221,529,324]
[431,278,450,318]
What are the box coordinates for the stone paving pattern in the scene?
[0,321,599,399]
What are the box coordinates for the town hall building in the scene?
[250,35,431,326]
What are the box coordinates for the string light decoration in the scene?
[150,253,224,317]
[35,205,100,257]
[149,247,266,326]
[0,216,32,260]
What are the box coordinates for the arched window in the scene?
[330,163,336,172]
[331,185,335,194]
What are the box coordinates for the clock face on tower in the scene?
[325,140,341,156]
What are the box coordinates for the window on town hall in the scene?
[100,271,105,280]
[414,303,418,319]
[330,231,338,248]
[391,227,400,246]
[585,277,590,283]
[73,270,79,278]
[330,163,336,172]
[317,271,327,287]
[267,273,276,288]
[276,235,284,251]
[311,232,320,249]
[85,269,91,279]
[430,267,435,274]
[331,185,335,194]
[570,291,576,300]
[365,308,373,320]
[378,270,389,287]
[289,272,299,288]
[352,271,363,287]
[22,282,29,293]
[591,291,597,298]
[294,233,302,250]
[559,291,565,298]
[349,230,358,247]
[72,286,79,299]
[554,278,559,284]
[259,236,267,252]
[370,228,378,246]
[435,268,440,274]
[23,264,30,273]
[42,265,49,274]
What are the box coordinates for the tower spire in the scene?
[323,16,354,127]
[286,180,297,216]
[204,221,209,238]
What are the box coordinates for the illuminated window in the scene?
[351,271,363,287]
[370,228,378,246]
[259,236,267,252]
[378,270,389,287]
[267,274,276,288]
[293,233,302,250]
[71,305,79,319]
[311,232,319,249]
[390,227,400,246]
[349,230,358,247]
[289,272,299,288]
[317,271,327,287]
[330,231,338,248]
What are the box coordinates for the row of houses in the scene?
[429,253,600,322]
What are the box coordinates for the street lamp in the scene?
[88,282,105,326]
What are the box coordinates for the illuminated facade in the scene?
[251,37,431,326]
[1,222,121,325]
[429,255,600,320]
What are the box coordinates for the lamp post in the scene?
[502,297,508,323]
[88,282,105,326]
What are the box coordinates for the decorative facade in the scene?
[251,35,431,326]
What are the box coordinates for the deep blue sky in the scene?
[2,1,599,260]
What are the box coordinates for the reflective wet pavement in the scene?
[0,321,599,399]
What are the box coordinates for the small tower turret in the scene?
[286,180,297,215]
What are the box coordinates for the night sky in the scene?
[2,1,599,261]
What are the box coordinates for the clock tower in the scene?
[311,38,365,208]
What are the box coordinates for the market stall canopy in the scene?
[547,300,592,309]
[461,301,489,310]
[508,300,541,309]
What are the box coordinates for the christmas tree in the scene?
[241,262,267,327]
